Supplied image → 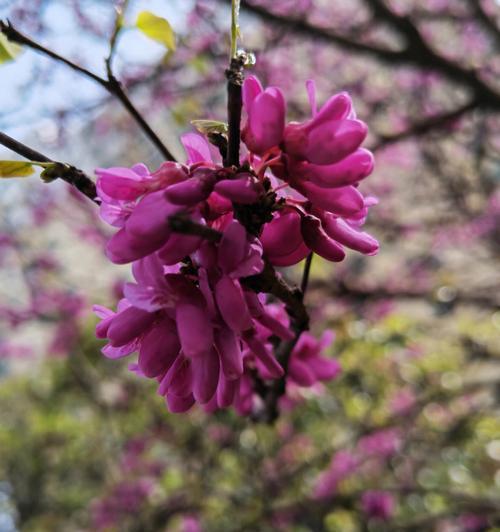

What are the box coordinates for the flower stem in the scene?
[230,0,241,59]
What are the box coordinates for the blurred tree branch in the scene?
[0,131,98,202]
[372,100,478,150]
[0,19,176,161]
[231,0,500,109]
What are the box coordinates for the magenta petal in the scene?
[230,242,264,277]
[297,149,374,188]
[125,190,175,241]
[323,214,379,255]
[176,300,214,358]
[301,215,346,262]
[256,311,294,341]
[198,267,217,318]
[301,183,364,216]
[96,167,147,200]
[131,254,165,286]
[214,326,243,379]
[243,332,284,378]
[214,175,262,204]
[306,119,368,165]
[138,317,180,378]
[309,357,341,381]
[165,169,216,205]
[95,312,114,339]
[106,227,162,264]
[242,75,263,110]
[181,133,212,164]
[218,221,247,274]
[217,373,237,408]
[270,241,310,267]
[306,79,318,116]
[156,232,202,265]
[215,277,253,332]
[308,92,352,128]
[107,306,155,347]
[102,341,138,359]
[289,359,317,386]
[166,393,195,413]
[192,348,219,404]
[160,355,192,397]
[260,211,305,260]
[248,88,285,153]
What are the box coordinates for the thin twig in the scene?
[300,252,314,296]
[168,214,222,242]
[0,131,98,202]
[0,19,176,161]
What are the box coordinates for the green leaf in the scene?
[191,120,228,136]
[0,161,35,178]
[0,34,22,64]
[136,11,176,51]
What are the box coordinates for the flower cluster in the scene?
[94,76,377,415]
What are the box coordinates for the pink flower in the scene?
[361,490,395,521]
[283,82,367,165]
[357,428,402,458]
[313,450,358,499]
[242,75,286,155]
[93,74,379,418]
[288,330,341,386]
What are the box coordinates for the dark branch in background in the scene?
[0,131,98,202]
[0,19,176,162]
[231,0,500,110]
[372,99,478,150]
[309,278,500,310]
[468,0,500,47]
[362,0,500,108]
[222,0,405,61]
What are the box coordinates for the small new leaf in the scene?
[136,11,176,51]
[0,33,22,64]
[191,120,228,136]
[0,160,35,178]
[39,162,68,183]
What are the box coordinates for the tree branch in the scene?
[372,99,478,150]
[0,131,98,202]
[363,0,500,108]
[224,55,245,167]
[309,278,500,309]
[231,0,500,109]
[0,19,176,161]
[468,0,500,46]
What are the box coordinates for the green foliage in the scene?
[0,308,499,530]
[0,160,35,177]
[0,33,21,64]
[136,11,176,52]
[190,120,229,136]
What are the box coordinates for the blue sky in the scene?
[0,0,193,138]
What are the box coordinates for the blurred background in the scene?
[0,0,499,530]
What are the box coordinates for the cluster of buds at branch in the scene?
[94,76,377,416]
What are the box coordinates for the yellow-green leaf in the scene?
[136,11,176,51]
[191,120,228,136]
[0,34,22,64]
[0,161,35,178]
